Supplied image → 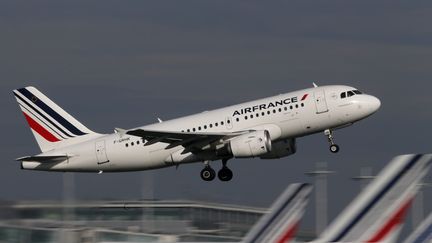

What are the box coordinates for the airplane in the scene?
[402,212,432,243]
[312,154,432,243]
[13,85,380,181]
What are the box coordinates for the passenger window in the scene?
[125,143,128,147]
[256,113,259,117]
[236,118,239,122]
[187,129,190,132]
[295,104,298,108]
[278,108,282,112]
[341,92,346,99]
[137,141,140,145]
[244,116,248,120]
[347,91,355,97]
[198,126,201,130]
[273,110,276,113]
[204,125,207,129]
[301,103,304,107]
[227,120,231,124]
[290,105,293,110]
[193,128,196,132]
[215,123,218,127]
[221,121,224,125]
[131,142,134,146]
[267,111,271,115]
[210,124,213,128]
[284,107,288,111]
[250,114,253,119]
[262,112,265,116]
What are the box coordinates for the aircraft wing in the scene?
[126,129,247,152]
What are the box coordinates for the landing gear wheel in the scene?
[324,129,340,154]
[218,167,233,181]
[200,167,216,181]
[330,144,340,153]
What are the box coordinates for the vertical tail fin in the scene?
[13,86,99,152]
[315,154,432,243]
[402,212,432,243]
[243,183,312,243]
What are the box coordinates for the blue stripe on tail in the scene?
[14,92,74,138]
[17,88,87,136]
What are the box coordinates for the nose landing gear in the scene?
[324,129,340,153]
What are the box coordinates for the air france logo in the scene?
[232,94,308,116]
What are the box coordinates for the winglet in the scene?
[157,118,163,123]
[313,82,318,88]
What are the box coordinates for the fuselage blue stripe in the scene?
[18,88,87,136]
[330,154,422,242]
[14,92,74,138]
[249,183,308,243]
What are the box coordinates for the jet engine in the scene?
[259,138,296,159]
[226,130,272,158]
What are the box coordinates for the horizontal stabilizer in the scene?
[15,155,69,163]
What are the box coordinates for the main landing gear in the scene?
[200,159,233,182]
[324,129,340,153]
[218,159,233,182]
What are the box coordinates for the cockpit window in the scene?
[341,90,362,99]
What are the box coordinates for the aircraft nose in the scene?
[368,95,381,113]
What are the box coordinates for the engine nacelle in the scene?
[260,138,296,159]
[228,130,272,158]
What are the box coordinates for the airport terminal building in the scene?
[0,199,315,243]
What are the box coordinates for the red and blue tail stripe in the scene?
[14,92,72,139]
[22,112,60,142]
[330,154,423,242]
[13,86,96,152]
[16,88,87,136]
[18,100,66,140]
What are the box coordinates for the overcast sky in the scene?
[1,0,432,235]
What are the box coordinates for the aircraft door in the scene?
[95,140,109,164]
[225,117,233,130]
[313,90,329,114]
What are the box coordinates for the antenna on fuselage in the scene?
[313,82,318,88]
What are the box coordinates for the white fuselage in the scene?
[22,85,380,172]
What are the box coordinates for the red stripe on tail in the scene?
[23,112,60,142]
[277,221,299,243]
[366,198,413,242]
